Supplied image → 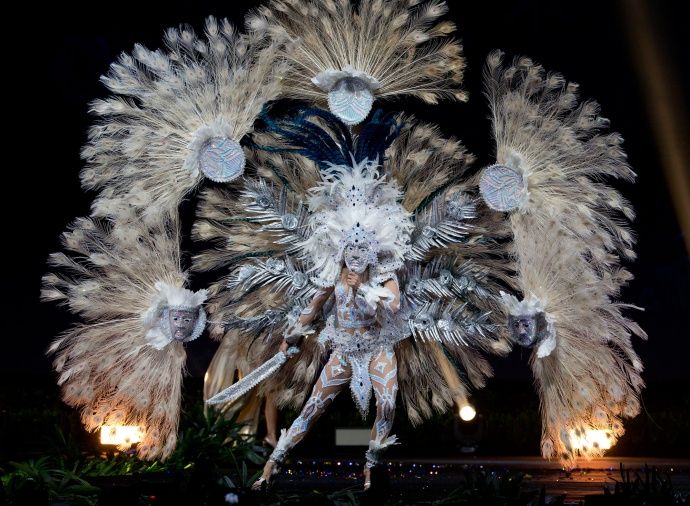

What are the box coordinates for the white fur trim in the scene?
[311,65,381,92]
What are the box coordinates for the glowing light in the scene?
[100,425,144,446]
[568,429,613,451]
[459,404,476,422]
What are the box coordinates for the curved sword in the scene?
[206,346,299,406]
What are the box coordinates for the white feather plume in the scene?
[301,160,413,286]
[42,214,205,460]
[486,51,646,465]
[80,16,287,220]
[247,0,467,105]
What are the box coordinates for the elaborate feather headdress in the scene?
[248,0,466,125]
[302,160,414,286]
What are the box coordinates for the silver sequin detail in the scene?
[266,258,285,275]
[198,137,246,183]
[281,213,299,230]
[413,313,434,330]
[479,164,528,212]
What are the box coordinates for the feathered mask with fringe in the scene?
[142,282,208,350]
[302,161,413,287]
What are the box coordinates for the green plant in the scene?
[2,457,100,505]
[1,401,268,504]
[601,463,688,505]
[166,403,264,471]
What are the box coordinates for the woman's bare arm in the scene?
[281,286,334,351]
[298,286,334,326]
[382,277,401,313]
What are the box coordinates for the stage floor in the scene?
[272,456,690,503]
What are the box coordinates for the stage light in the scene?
[100,425,144,446]
[459,404,476,422]
[568,429,613,451]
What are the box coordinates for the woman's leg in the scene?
[366,348,398,470]
[255,353,351,485]
[263,393,278,447]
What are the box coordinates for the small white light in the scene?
[100,425,144,446]
[459,404,476,422]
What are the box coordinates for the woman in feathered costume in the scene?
[246,111,412,489]
[41,0,646,488]
[197,105,510,490]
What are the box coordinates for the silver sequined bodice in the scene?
[334,281,376,329]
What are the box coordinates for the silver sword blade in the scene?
[206,350,288,406]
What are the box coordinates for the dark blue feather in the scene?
[254,106,401,175]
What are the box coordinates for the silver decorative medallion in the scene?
[199,137,246,183]
[327,77,375,126]
[406,278,424,296]
[281,213,298,230]
[438,270,454,286]
[291,271,307,289]
[413,312,434,331]
[479,164,528,212]
[256,194,272,209]
[265,258,286,275]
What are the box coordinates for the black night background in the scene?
[2,0,689,504]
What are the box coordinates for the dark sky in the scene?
[3,0,688,382]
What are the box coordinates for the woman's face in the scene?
[344,242,370,273]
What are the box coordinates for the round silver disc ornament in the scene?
[265,258,286,275]
[413,312,434,331]
[406,278,424,296]
[438,270,454,286]
[327,77,375,126]
[281,213,299,231]
[291,271,307,289]
[457,276,470,291]
[256,194,272,209]
[479,164,528,212]
[198,137,246,183]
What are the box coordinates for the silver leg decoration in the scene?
[365,435,399,468]
[268,353,351,463]
[269,428,290,464]
[366,348,399,468]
